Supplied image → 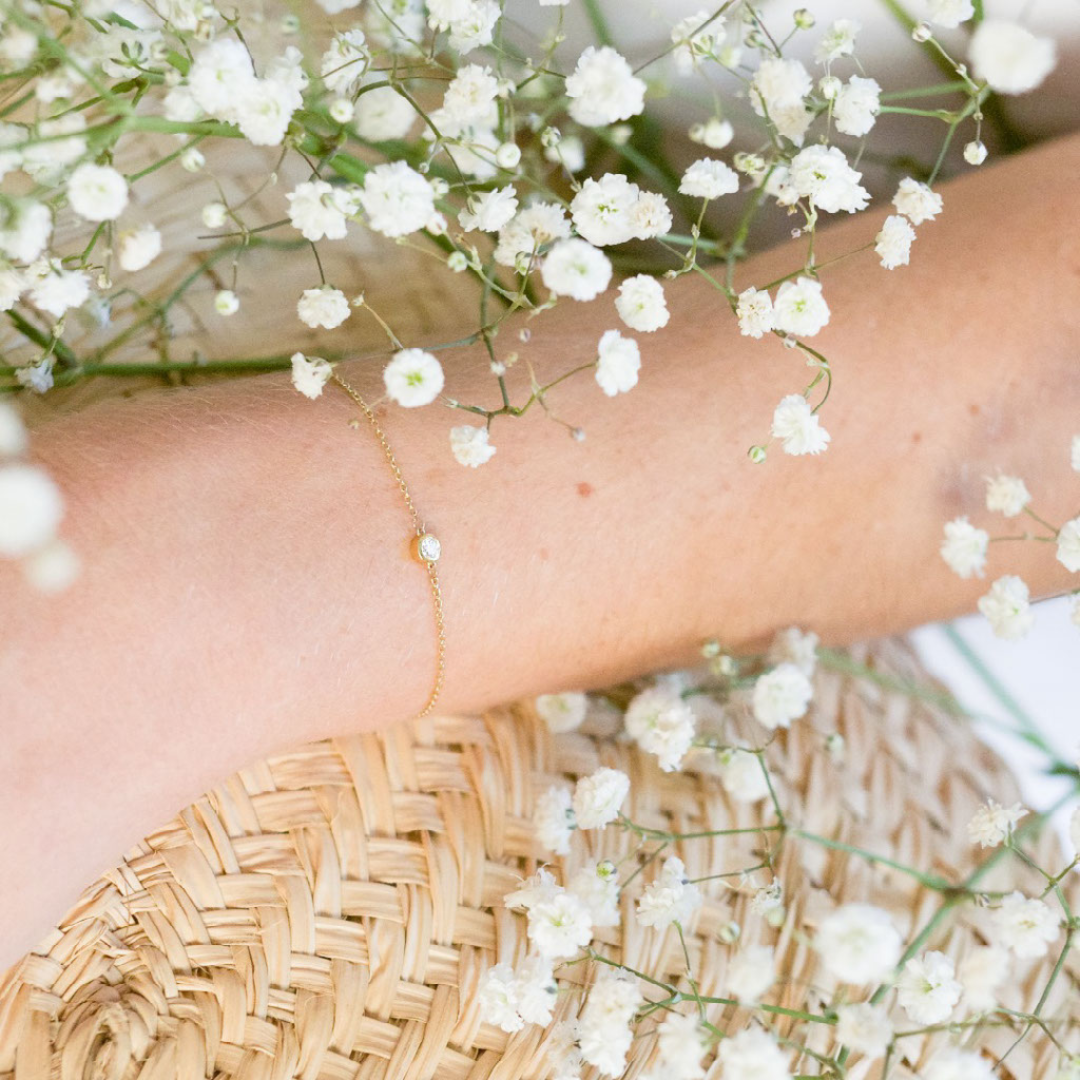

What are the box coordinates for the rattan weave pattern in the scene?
[0,639,1075,1080]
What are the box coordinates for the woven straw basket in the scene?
[1,639,1076,1080]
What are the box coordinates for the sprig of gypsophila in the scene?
[0,0,1062,589]
[489,624,1080,1080]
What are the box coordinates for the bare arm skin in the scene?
[2,132,1078,970]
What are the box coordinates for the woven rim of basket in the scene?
[0,639,1075,1080]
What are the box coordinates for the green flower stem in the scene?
[619,817,784,842]
[792,831,956,891]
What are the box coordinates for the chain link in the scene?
[331,372,446,718]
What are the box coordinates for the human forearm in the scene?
[3,132,1079,968]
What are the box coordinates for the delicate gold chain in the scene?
[331,372,446,718]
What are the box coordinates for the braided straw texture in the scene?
[0,639,1075,1080]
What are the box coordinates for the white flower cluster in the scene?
[2,0,1056,487]
[0,401,78,591]
[940,434,1080,640]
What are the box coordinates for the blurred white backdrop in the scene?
[912,598,1079,832]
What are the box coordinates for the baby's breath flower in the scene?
[568,860,620,927]
[477,963,523,1033]
[0,463,64,557]
[116,225,162,273]
[450,424,496,467]
[940,517,989,579]
[834,75,881,137]
[382,348,444,407]
[717,1028,789,1080]
[23,538,80,594]
[773,277,831,337]
[67,163,129,222]
[727,945,775,1003]
[788,145,870,214]
[750,57,813,146]
[536,691,587,733]
[1056,516,1080,573]
[442,63,499,125]
[992,891,1060,958]
[736,286,775,338]
[678,157,739,200]
[14,358,53,395]
[636,855,702,928]
[967,799,1027,848]
[180,147,205,172]
[541,238,612,302]
[571,173,642,246]
[290,352,333,399]
[27,260,90,318]
[615,275,669,333]
[287,180,350,242]
[970,21,1056,96]
[572,767,629,829]
[513,954,557,1026]
[897,951,962,1025]
[355,86,418,141]
[836,1002,893,1058]
[578,968,642,1077]
[771,394,830,456]
[893,177,943,224]
[459,186,518,232]
[595,329,641,397]
[753,661,813,728]
[712,748,765,802]
[0,400,27,456]
[359,161,434,238]
[985,473,1031,518]
[816,903,903,984]
[768,627,819,677]
[978,575,1035,640]
[534,785,574,855]
[528,886,593,959]
[0,200,52,264]
[924,1047,995,1080]
[875,214,916,269]
[652,1011,709,1079]
[927,0,975,28]
[671,11,724,76]
[624,685,696,771]
[565,46,646,127]
[815,19,860,63]
[959,946,1009,1012]
[297,286,350,330]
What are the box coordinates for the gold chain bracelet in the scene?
[331,372,446,718]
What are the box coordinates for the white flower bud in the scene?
[495,142,521,169]
[328,97,355,123]
[447,251,468,272]
[794,8,815,29]
[201,202,227,229]
[748,445,767,463]
[912,21,933,42]
[214,289,239,315]
[964,139,988,165]
[180,147,205,172]
[819,75,841,101]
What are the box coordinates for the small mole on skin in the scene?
[911,431,922,444]
[969,403,981,417]
[576,481,594,498]
[538,547,549,562]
